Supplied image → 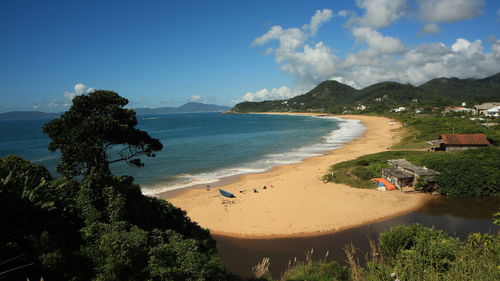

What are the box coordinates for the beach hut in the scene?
[381,168,414,190]
[383,159,440,192]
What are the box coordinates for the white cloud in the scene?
[303,9,334,36]
[233,86,300,103]
[355,0,407,28]
[64,83,95,101]
[188,95,204,102]
[421,23,441,34]
[248,9,500,93]
[352,27,405,54]
[418,0,484,23]
[417,0,484,33]
[239,9,500,104]
[338,10,355,18]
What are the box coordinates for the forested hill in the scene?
[134,102,230,115]
[232,73,500,113]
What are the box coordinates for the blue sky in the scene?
[0,0,499,112]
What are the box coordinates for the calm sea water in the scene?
[0,112,365,194]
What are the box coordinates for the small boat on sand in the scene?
[219,189,235,198]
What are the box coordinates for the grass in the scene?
[391,115,500,149]
[249,224,500,281]
[322,150,434,189]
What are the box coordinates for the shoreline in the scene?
[211,198,431,239]
[155,112,363,199]
[166,113,432,238]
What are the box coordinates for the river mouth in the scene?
[214,196,499,279]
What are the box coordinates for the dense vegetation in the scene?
[323,148,500,197]
[252,224,499,281]
[0,91,228,280]
[323,150,431,189]
[392,115,500,148]
[232,73,500,113]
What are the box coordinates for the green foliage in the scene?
[0,156,90,281]
[280,261,350,281]
[414,148,500,197]
[43,90,163,178]
[361,224,500,281]
[1,91,228,280]
[0,155,227,281]
[378,224,451,262]
[393,116,500,149]
[324,148,499,197]
[493,212,500,225]
[232,73,500,114]
[324,150,432,189]
[351,166,374,181]
[256,225,499,281]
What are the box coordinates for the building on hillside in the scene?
[355,105,366,111]
[473,102,500,115]
[486,106,500,117]
[306,108,323,112]
[391,106,406,113]
[427,134,490,152]
[382,159,440,192]
[444,106,472,114]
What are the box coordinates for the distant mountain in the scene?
[0,102,230,120]
[0,111,60,120]
[134,102,230,115]
[232,73,500,113]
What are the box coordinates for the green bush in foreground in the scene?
[252,224,498,281]
[361,224,500,281]
[0,156,227,280]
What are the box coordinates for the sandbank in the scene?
[167,113,430,238]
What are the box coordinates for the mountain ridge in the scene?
[0,102,230,120]
[232,73,500,113]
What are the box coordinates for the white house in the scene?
[473,102,500,115]
[391,106,406,113]
[487,106,500,117]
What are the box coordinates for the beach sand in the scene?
[167,114,430,238]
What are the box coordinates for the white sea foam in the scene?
[32,155,59,163]
[141,116,366,196]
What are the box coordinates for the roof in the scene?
[383,168,413,179]
[387,159,440,176]
[474,102,500,110]
[439,134,490,145]
[426,140,444,146]
[487,106,500,113]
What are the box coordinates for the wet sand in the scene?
[166,114,431,238]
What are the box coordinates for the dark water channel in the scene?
[214,197,499,279]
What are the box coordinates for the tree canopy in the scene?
[43,90,163,178]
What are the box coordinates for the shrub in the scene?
[378,224,450,261]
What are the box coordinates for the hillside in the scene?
[0,103,230,120]
[0,111,60,120]
[134,102,230,115]
[232,73,500,113]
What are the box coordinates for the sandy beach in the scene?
[167,114,430,238]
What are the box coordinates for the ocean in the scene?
[0,112,365,194]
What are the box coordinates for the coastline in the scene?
[166,113,431,238]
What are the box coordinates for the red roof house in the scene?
[437,134,490,151]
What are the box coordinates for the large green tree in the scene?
[43,90,163,178]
